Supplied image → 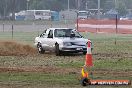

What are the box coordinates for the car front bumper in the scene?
[60,46,87,52]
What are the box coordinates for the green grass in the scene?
[94,58,132,70]
[0,72,131,88]
[0,72,81,88]
[0,55,132,71]
[0,72,78,85]
[57,58,132,71]
[0,31,132,88]
[0,32,38,45]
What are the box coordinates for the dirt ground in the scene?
[0,41,131,78]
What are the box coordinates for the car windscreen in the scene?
[54,29,82,38]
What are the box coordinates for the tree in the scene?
[116,0,127,16]
[0,0,132,19]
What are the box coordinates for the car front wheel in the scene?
[83,51,87,55]
[55,43,61,56]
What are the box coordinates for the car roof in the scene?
[49,28,74,30]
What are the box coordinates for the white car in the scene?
[34,28,92,56]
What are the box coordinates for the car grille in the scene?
[71,42,85,46]
[62,48,87,51]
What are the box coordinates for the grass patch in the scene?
[94,58,132,70]
[0,72,79,86]
[0,32,39,45]
[0,72,131,88]
[56,57,132,71]
[56,61,84,68]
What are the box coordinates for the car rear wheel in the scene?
[55,43,61,56]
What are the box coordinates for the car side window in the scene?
[40,33,45,37]
[48,30,53,38]
[40,29,47,37]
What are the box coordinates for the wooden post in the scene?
[115,14,118,45]
[12,24,14,39]
[3,23,4,32]
[116,14,118,34]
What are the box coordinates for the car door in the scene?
[46,30,56,50]
[39,31,49,50]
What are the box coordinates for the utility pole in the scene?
[12,0,16,20]
[77,0,79,10]
[97,0,101,19]
[68,0,70,11]
[86,1,88,11]
[77,0,81,10]
[115,0,117,9]
[27,0,30,10]
[3,0,7,19]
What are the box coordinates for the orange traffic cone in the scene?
[85,40,93,67]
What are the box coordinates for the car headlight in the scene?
[63,42,72,46]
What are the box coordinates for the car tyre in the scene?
[55,43,61,56]
[37,43,45,54]
[83,51,87,55]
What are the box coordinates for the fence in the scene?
[0,20,75,45]
[77,19,132,34]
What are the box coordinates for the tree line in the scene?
[0,0,132,19]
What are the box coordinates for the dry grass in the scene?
[0,41,37,56]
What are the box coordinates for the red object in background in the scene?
[77,19,132,34]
